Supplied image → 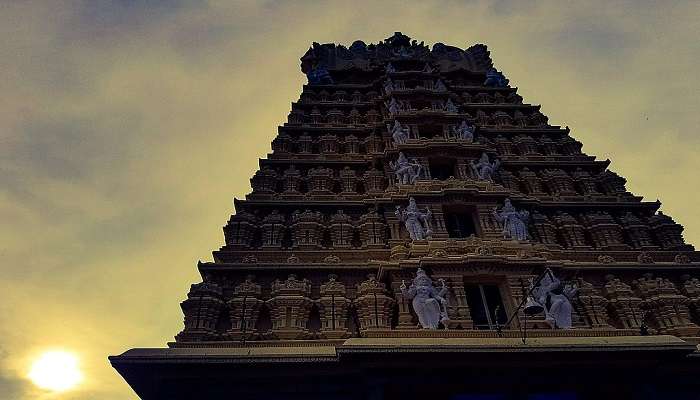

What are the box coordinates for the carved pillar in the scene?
[528,110,548,127]
[681,275,700,325]
[597,170,627,195]
[575,279,611,328]
[359,210,387,248]
[554,212,589,249]
[427,204,448,239]
[338,167,358,195]
[513,135,539,155]
[530,211,559,247]
[475,204,501,240]
[363,134,383,154]
[582,212,629,250]
[354,274,395,331]
[507,92,523,104]
[437,276,473,329]
[602,275,642,329]
[282,165,302,195]
[176,281,224,341]
[620,212,657,249]
[633,274,698,336]
[351,90,363,103]
[319,133,339,154]
[307,166,335,195]
[344,134,359,154]
[385,212,402,241]
[497,169,520,191]
[317,274,351,339]
[559,136,582,155]
[271,133,293,154]
[494,135,514,155]
[542,168,577,196]
[329,210,355,248]
[227,275,263,340]
[518,167,545,195]
[287,110,304,125]
[261,210,286,248]
[362,168,386,194]
[250,167,278,195]
[267,274,313,339]
[512,110,529,128]
[572,168,599,195]
[298,133,313,154]
[309,107,322,124]
[539,136,559,155]
[390,274,415,329]
[456,160,469,180]
[649,212,689,250]
[290,209,324,249]
[492,111,514,127]
[365,109,380,124]
[224,210,257,247]
[475,109,490,125]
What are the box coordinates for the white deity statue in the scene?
[434,79,447,92]
[400,268,449,329]
[389,120,410,145]
[493,198,529,241]
[453,120,475,142]
[390,152,423,185]
[395,197,433,240]
[470,153,500,182]
[384,78,394,94]
[530,269,578,329]
[443,98,459,113]
[386,98,401,115]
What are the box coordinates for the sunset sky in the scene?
[1,1,699,399]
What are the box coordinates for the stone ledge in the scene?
[339,334,691,351]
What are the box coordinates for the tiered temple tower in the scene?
[111,33,700,400]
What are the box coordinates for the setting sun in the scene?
[28,350,83,392]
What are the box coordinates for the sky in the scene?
[1,1,699,399]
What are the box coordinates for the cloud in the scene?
[1,1,699,398]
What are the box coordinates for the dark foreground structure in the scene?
[111,33,700,399]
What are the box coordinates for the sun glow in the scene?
[28,350,83,392]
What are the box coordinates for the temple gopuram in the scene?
[111,33,700,399]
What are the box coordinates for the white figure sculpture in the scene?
[493,198,529,241]
[453,120,475,141]
[386,98,401,115]
[385,63,396,73]
[530,269,578,329]
[400,268,448,329]
[470,153,500,182]
[389,120,410,145]
[389,152,423,184]
[384,78,394,94]
[434,79,447,92]
[443,98,459,113]
[395,197,433,240]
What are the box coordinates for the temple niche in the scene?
[113,32,700,400]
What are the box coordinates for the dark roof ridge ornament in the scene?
[300,33,494,75]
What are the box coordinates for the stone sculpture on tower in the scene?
[401,268,449,329]
[530,269,578,329]
[396,197,433,240]
[493,198,529,240]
